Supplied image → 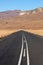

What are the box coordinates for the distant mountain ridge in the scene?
[0,10,21,19]
[0,7,43,30]
[0,7,43,19]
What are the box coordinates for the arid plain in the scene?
[0,7,43,37]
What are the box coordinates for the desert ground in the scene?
[0,7,43,37]
[0,29,43,37]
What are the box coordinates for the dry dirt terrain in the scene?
[0,29,43,37]
[0,7,43,37]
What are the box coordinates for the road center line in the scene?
[23,49,26,57]
[17,35,30,65]
[17,35,24,65]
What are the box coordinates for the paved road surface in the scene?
[0,31,30,65]
[0,31,43,65]
[17,35,30,65]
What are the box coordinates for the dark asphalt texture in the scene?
[0,31,43,65]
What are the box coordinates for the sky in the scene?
[0,0,43,12]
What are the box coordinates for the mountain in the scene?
[0,10,21,19]
[0,7,43,19]
[0,7,43,29]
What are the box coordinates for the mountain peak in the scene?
[37,7,43,12]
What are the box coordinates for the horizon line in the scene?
[0,7,43,12]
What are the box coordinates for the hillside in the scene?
[0,7,43,30]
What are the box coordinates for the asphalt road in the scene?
[0,31,43,65]
[17,34,30,65]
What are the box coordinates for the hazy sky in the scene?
[0,0,43,12]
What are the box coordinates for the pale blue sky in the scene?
[0,0,43,12]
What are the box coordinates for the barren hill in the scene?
[0,7,43,30]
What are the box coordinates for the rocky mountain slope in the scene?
[0,7,43,29]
